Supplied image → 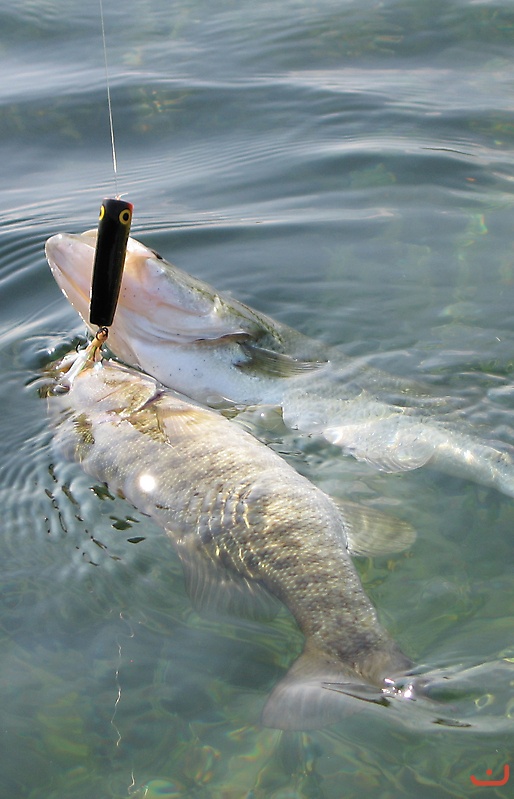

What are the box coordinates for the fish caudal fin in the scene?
[261,648,395,731]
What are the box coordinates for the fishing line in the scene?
[110,612,139,797]
[89,2,134,340]
[96,9,136,784]
[99,0,118,195]
[111,611,135,749]
[54,8,134,384]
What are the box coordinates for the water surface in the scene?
[2,0,514,796]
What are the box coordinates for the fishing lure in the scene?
[54,198,133,392]
[89,197,133,328]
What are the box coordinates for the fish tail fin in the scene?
[261,646,399,731]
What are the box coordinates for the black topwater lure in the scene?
[55,197,134,390]
[89,197,133,328]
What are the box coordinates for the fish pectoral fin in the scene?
[175,538,281,621]
[261,649,378,730]
[237,342,328,378]
[335,500,416,557]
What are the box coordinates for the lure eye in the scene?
[99,204,105,221]
[119,209,132,225]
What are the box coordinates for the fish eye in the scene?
[150,249,164,260]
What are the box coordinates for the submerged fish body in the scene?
[48,357,416,730]
[45,231,514,497]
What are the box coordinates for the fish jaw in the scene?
[45,232,96,328]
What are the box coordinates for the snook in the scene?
[45,231,514,497]
[47,357,416,730]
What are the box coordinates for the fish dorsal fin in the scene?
[174,536,280,621]
[334,499,416,557]
[237,342,327,378]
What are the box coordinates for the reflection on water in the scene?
[2,0,514,796]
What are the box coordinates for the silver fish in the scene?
[45,231,514,497]
[47,356,416,730]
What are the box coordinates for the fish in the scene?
[45,354,418,730]
[45,231,514,497]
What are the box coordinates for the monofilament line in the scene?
[99,0,119,197]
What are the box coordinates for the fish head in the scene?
[46,231,268,353]
[46,230,322,401]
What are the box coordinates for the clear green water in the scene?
[2,0,514,796]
